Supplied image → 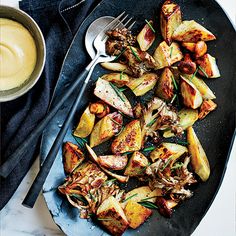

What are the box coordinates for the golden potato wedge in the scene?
[183,74,216,100]
[187,127,210,181]
[182,41,207,58]
[163,108,198,138]
[63,142,84,174]
[86,144,129,183]
[196,53,220,78]
[122,186,153,207]
[90,101,110,118]
[160,0,182,45]
[97,196,129,236]
[150,142,188,163]
[94,78,133,117]
[172,20,216,42]
[124,201,152,229]
[111,120,142,154]
[180,75,203,109]
[137,20,156,51]
[182,42,196,52]
[198,99,217,120]
[100,62,132,75]
[73,106,95,138]
[90,112,123,148]
[153,41,183,69]
[127,73,158,96]
[101,73,130,87]
[155,67,174,102]
[98,155,128,170]
[124,151,149,176]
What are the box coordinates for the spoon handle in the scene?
[0,58,97,179]
[22,63,97,208]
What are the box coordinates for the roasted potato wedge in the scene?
[163,108,198,138]
[112,120,142,154]
[155,67,174,102]
[124,201,152,229]
[182,74,216,100]
[187,127,210,181]
[63,142,84,174]
[198,99,217,120]
[172,20,216,42]
[94,78,133,117]
[182,41,207,58]
[90,112,123,148]
[98,155,128,170]
[153,41,183,69]
[196,53,220,78]
[137,20,156,51]
[160,0,182,45]
[73,106,95,138]
[101,73,130,87]
[122,186,156,208]
[150,142,188,163]
[124,151,149,176]
[156,197,177,218]
[97,196,129,236]
[180,75,203,109]
[86,144,129,183]
[127,73,158,96]
[182,42,195,52]
[100,62,132,75]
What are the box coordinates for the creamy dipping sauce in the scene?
[0,18,37,91]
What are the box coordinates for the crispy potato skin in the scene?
[111,120,142,154]
[100,62,133,75]
[180,76,203,109]
[97,196,129,236]
[137,20,156,51]
[124,201,152,229]
[172,20,216,42]
[63,142,84,174]
[160,0,182,45]
[155,67,174,102]
[124,151,149,176]
[150,142,188,163]
[198,99,217,120]
[187,127,210,181]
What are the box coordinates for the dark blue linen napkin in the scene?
[0,0,99,210]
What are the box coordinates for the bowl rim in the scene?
[0,5,46,102]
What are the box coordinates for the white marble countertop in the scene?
[0,0,235,236]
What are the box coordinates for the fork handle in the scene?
[22,63,97,208]
[0,55,99,179]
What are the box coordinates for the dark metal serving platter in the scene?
[40,0,236,235]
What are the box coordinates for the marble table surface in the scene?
[0,0,235,235]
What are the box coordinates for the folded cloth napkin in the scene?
[0,0,100,210]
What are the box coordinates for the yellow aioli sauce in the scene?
[0,18,37,91]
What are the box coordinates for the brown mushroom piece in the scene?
[178,54,197,75]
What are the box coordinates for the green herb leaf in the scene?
[103,178,117,186]
[122,151,133,155]
[138,201,158,209]
[176,140,188,146]
[89,190,96,201]
[130,46,142,62]
[97,218,114,221]
[119,87,127,92]
[132,82,143,91]
[120,71,124,80]
[170,46,173,58]
[145,19,156,33]
[115,126,124,136]
[70,194,88,204]
[190,67,199,80]
[140,196,159,201]
[171,75,178,91]
[138,162,151,174]
[146,118,157,127]
[122,193,138,203]
[198,66,209,78]
[160,157,172,171]
[143,146,156,152]
[171,162,184,170]
[113,48,126,61]
[72,135,87,148]
[170,94,177,104]
[109,82,126,102]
